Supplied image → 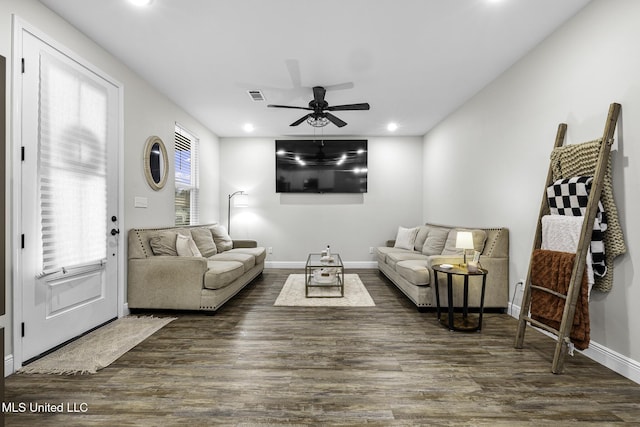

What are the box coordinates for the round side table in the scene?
[432,264,488,332]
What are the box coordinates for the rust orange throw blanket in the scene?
[530,249,590,350]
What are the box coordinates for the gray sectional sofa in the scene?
[377,223,509,310]
[128,223,265,312]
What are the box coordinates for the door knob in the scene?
[110,228,120,236]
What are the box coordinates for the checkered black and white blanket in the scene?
[546,176,607,277]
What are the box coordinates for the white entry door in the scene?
[19,29,120,361]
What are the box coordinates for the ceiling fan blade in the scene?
[325,112,347,128]
[326,103,370,111]
[285,59,302,89]
[290,114,311,126]
[323,82,354,91]
[312,86,326,103]
[268,104,312,110]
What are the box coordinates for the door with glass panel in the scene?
[19,30,119,361]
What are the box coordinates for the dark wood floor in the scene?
[4,269,640,426]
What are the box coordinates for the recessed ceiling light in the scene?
[129,0,152,6]
[387,122,398,132]
[243,123,255,133]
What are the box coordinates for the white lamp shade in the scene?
[233,193,249,207]
[455,231,474,250]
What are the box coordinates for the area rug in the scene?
[19,316,176,375]
[274,274,375,307]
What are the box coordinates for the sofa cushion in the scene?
[386,251,429,269]
[191,227,217,257]
[149,231,178,256]
[396,260,431,286]
[176,234,202,257]
[229,247,266,265]
[376,246,410,264]
[421,226,450,256]
[210,224,233,252]
[393,226,419,250]
[174,228,193,237]
[209,251,255,271]
[414,225,430,252]
[204,260,244,290]
[442,228,487,256]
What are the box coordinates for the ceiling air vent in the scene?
[247,90,266,102]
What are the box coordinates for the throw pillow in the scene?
[393,226,419,251]
[190,227,217,257]
[175,234,202,257]
[421,227,450,256]
[210,224,233,252]
[149,231,178,256]
[413,225,429,252]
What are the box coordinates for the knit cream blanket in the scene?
[550,139,626,292]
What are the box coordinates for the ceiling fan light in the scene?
[307,116,329,127]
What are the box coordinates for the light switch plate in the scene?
[134,196,148,208]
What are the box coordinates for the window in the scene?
[174,124,199,226]
[39,52,108,275]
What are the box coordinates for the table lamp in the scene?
[455,231,474,267]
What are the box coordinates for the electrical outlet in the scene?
[268,247,273,254]
[369,247,374,254]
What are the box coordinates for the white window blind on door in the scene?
[175,125,199,226]
[38,52,108,276]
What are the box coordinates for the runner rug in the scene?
[19,315,176,375]
[274,274,375,307]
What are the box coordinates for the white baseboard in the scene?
[343,261,378,269]
[265,261,378,269]
[508,302,640,385]
[265,261,304,269]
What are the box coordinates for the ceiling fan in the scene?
[267,86,370,128]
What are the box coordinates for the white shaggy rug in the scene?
[19,316,176,375]
[274,274,375,307]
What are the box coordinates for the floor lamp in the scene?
[227,191,248,235]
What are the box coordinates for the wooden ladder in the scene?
[514,102,621,374]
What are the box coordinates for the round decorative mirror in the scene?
[143,135,168,191]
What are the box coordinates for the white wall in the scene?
[424,0,640,375]
[0,0,220,361]
[220,136,423,266]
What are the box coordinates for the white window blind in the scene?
[39,52,108,275]
[175,125,199,226]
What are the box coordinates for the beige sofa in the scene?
[377,223,509,310]
[128,223,265,312]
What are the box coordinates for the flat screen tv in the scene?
[275,139,368,193]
